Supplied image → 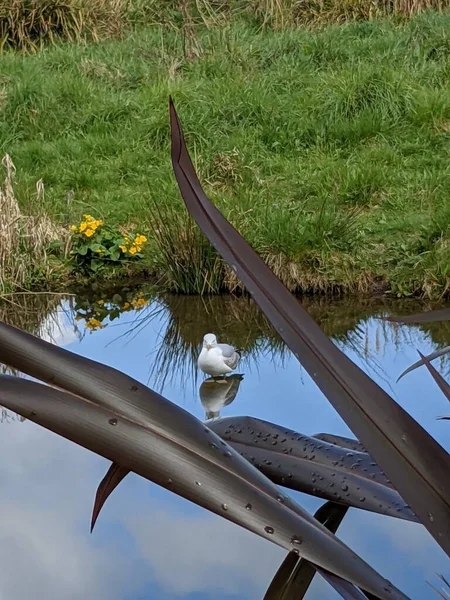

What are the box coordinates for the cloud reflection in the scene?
[1,289,450,599]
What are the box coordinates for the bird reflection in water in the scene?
[199,373,244,420]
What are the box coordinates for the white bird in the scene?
[200,374,244,420]
[197,333,242,378]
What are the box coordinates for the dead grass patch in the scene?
[0,154,67,294]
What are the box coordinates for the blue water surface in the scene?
[0,293,448,600]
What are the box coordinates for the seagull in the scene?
[198,333,242,378]
[200,374,244,420]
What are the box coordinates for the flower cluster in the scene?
[132,297,148,309]
[84,318,106,331]
[73,291,150,333]
[119,234,147,256]
[71,214,104,238]
[130,291,149,310]
[68,214,148,274]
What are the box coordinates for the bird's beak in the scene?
[206,344,212,350]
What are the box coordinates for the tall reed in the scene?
[0,154,66,294]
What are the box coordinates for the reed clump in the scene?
[0,154,66,294]
[0,0,125,52]
[140,0,448,30]
[1,0,448,54]
[243,0,448,28]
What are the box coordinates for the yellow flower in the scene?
[122,302,130,309]
[119,244,127,253]
[97,300,104,305]
[85,229,95,237]
[131,298,148,309]
[90,219,103,231]
[85,318,105,331]
[70,225,77,232]
[94,248,103,253]
[83,214,93,221]
[129,246,137,255]
[79,222,87,232]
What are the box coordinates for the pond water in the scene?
[0,286,449,600]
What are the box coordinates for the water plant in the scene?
[69,214,148,274]
[72,289,150,332]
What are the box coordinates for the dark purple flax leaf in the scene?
[264,502,349,600]
[169,97,450,555]
[93,414,417,531]
[316,569,372,600]
[91,462,129,533]
[208,416,417,522]
[383,308,450,324]
[396,346,450,383]
[0,330,407,600]
[417,351,450,404]
[311,433,366,453]
[264,551,300,600]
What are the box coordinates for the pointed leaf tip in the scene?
[396,346,450,383]
[91,462,129,533]
[417,350,450,405]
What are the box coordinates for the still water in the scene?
[0,287,449,600]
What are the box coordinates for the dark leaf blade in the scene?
[169,97,450,554]
[265,502,349,600]
[0,376,408,600]
[311,433,366,453]
[208,416,417,522]
[396,346,450,383]
[0,322,408,598]
[0,320,289,524]
[418,351,450,404]
[316,569,371,600]
[383,308,450,324]
[264,551,300,600]
[91,462,129,533]
[312,502,349,534]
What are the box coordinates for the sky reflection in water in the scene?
[0,292,449,600]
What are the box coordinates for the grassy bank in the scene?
[1,9,450,296]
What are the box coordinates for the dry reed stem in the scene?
[0,154,67,294]
[0,0,124,52]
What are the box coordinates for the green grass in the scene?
[1,11,450,295]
